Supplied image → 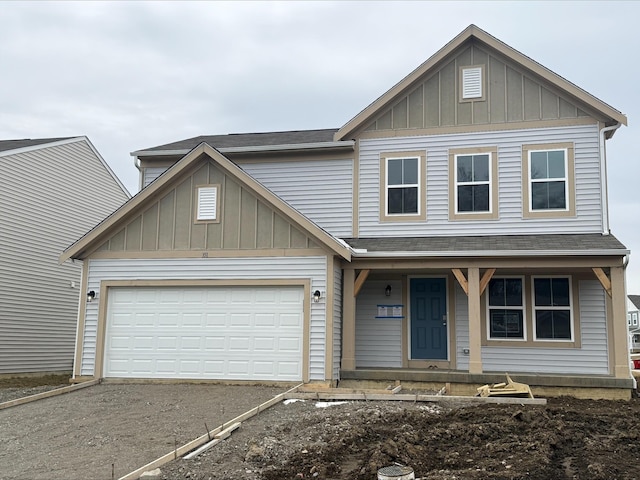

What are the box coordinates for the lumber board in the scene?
[0,379,100,411]
[284,392,546,405]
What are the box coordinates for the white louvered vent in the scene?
[197,186,217,220]
[462,67,483,99]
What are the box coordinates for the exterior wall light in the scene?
[313,290,322,303]
[385,285,392,297]
[87,290,96,303]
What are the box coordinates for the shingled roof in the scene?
[629,295,640,310]
[0,137,74,154]
[134,128,340,154]
[343,234,628,256]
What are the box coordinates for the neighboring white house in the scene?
[0,137,130,374]
[62,25,632,399]
[628,295,640,353]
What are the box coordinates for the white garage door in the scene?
[104,286,304,381]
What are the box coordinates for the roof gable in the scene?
[61,143,351,262]
[336,25,626,140]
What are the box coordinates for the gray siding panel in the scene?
[0,139,129,374]
[240,159,353,237]
[355,279,403,368]
[142,167,167,188]
[359,124,602,236]
[82,256,328,380]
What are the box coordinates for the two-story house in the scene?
[628,295,640,353]
[1,137,130,375]
[61,26,632,398]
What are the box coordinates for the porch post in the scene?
[610,266,630,379]
[468,267,483,374]
[342,268,356,370]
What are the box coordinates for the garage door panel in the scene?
[105,286,304,381]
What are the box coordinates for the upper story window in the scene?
[379,150,426,222]
[633,312,639,326]
[195,184,220,223]
[460,65,485,102]
[449,147,498,221]
[533,277,572,341]
[522,143,575,219]
[487,277,525,340]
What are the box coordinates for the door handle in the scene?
[442,314,447,326]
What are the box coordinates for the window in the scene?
[460,65,485,101]
[379,151,426,222]
[522,143,574,218]
[487,278,525,340]
[195,185,220,222]
[533,277,572,340]
[449,147,498,220]
[633,312,639,327]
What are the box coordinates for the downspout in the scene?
[599,123,621,234]
[133,155,142,192]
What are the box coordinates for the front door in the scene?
[410,278,447,360]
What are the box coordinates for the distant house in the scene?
[62,25,632,398]
[628,296,640,353]
[0,137,130,375]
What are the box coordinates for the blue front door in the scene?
[410,278,447,360]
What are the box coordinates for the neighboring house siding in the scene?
[142,167,166,188]
[0,139,128,374]
[81,256,328,380]
[333,261,343,380]
[359,124,602,237]
[240,159,353,237]
[481,280,609,375]
[355,279,403,368]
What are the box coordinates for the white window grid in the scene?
[454,152,492,214]
[385,156,421,216]
[486,276,526,341]
[528,148,569,212]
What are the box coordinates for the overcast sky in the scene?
[2,1,639,295]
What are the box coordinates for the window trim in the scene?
[522,142,575,219]
[194,183,221,224]
[486,276,526,342]
[459,65,486,102]
[449,146,498,221]
[532,276,574,342]
[379,150,427,222]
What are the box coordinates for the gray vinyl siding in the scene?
[239,159,353,237]
[333,262,343,380]
[81,256,328,380]
[142,167,167,188]
[0,139,129,374]
[355,279,403,368]
[481,279,609,375]
[359,124,602,236]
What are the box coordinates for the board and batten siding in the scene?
[81,256,328,380]
[355,279,403,368]
[359,124,602,237]
[237,159,353,237]
[0,139,129,374]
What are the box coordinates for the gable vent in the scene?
[197,186,218,220]
[462,67,483,99]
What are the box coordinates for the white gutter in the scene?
[350,248,630,258]
[600,123,622,235]
[131,140,355,157]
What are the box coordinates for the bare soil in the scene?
[2,377,640,480]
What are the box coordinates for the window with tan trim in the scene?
[522,142,575,219]
[448,146,498,221]
[379,151,426,222]
[195,184,221,223]
[487,277,526,341]
[533,276,573,341]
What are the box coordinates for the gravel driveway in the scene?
[0,383,288,480]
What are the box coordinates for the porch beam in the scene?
[353,269,370,297]
[468,267,483,374]
[592,267,612,297]
[479,268,496,296]
[611,266,630,379]
[342,269,356,370]
[451,268,468,295]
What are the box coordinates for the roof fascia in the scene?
[131,140,354,158]
[335,25,626,141]
[61,143,351,263]
[0,136,80,158]
[351,248,630,258]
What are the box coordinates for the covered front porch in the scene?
[338,235,633,398]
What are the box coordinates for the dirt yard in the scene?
[2,378,640,480]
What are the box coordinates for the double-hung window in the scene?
[449,147,498,220]
[522,143,574,218]
[380,151,426,221]
[533,277,572,340]
[487,277,525,340]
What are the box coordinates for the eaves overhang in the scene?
[350,248,630,258]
